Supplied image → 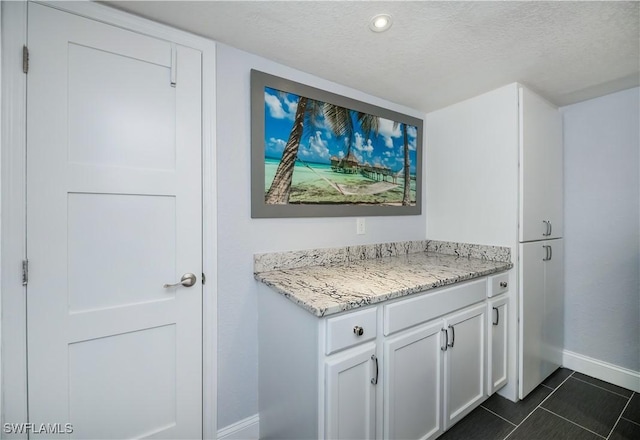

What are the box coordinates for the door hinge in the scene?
[22,259,29,286]
[202,273,206,285]
[22,45,29,74]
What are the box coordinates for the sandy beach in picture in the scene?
[265,158,416,205]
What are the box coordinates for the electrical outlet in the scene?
[356,218,366,235]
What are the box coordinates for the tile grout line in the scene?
[620,416,640,427]
[571,375,634,399]
[539,407,607,439]
[479,405,518,427]
[502,371,575,440]
[605,391,635,440]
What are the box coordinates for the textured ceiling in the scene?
[103,1,640,113]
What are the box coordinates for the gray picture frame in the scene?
[251,69,423,218]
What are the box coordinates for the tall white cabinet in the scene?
[519,87,564,242]
[426,83,564,401]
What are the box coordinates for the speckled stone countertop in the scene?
[254,240,512,317]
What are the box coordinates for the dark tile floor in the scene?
[439,368,640,439]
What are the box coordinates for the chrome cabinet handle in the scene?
[163,273,197,288]
[542,220,550,236]
[542,245,553,261]
[441,328,448,351]
[353,326,364,336]
[499,281,508,288]
[548,221,552,236]
[493,307,499,326]
[448,325,455,348]
[371,355,378,385]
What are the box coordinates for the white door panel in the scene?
[68,43,177,171]
[519,87,563,242]
[67,193,177,312]
[519,240,564,399]
[325,344,377,440]
[384,321,443,440]
[544,239,564,373]
[27,3,202,438]
[444,304,485,428]
[518,242,546,398]
[69,326,177,439]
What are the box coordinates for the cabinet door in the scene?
[519,87,564,242]
[384,320,444,440]
[543,239,564,375]
[519,240,564,399]
[325,343,377,440]
[518,242,546,398]
[487,296,508,395]
[443,303,486,429]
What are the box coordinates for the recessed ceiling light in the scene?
[369,14,392,32]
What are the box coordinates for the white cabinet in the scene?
[325,343,377,440]
[487,295,508,394]
[258,274,506,439]
[383,321,443,440]
[426,82,564,402]
[382,281,488,440]
[519,87,564,242]
[519,239,564,397]
[443,303,486,429]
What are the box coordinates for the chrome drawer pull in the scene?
[371,355,378,385]
[441,328,448,351]
[448,325,455,348]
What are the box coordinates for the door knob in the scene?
[163,273,197,288]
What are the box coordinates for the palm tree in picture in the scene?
[324,106,380,163]
[393,121,412,206]
[264,96,311,204]
[401,123,411,206]
[265,95,379,204]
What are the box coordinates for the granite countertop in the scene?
[254,240,513,317]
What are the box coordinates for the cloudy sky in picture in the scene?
[264,87,418,174]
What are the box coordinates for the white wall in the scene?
[215,44,427,428]
[562,87,640,372]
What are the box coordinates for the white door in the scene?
[487,296,508,394]
[325,344,377,440]
[384,321,443,440]
[26,3,202,438]
[519,86,564,242]
[518,242,546,399]
[443,304,486,429]
[543,239,564,377]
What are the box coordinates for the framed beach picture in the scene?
[251,69,423,218]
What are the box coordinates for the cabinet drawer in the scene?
[384,278,487,336]
[325,307,377,355]
[488,272,509,297]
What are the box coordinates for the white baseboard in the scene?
[563,350,640,392]
[217,414,259,440]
